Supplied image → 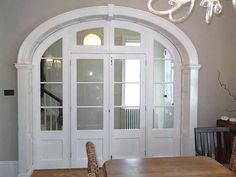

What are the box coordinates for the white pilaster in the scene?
[181,64,201,155]
[15,64,33,177]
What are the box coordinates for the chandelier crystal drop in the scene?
[147,0,236,24]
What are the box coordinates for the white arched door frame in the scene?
[16,4,200,177]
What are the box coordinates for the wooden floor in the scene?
[31,169,88,177]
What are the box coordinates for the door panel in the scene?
[147,41,181,157]
[110,54,146,159]
[71,54,109,168]
[36,39,70,169]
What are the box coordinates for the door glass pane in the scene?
[114,28,141,46]
[114,84,122,106]
[77,28,104,46]
[77,84,103,106]
[77,108,103,130]
[41,59,62,82]
[114,58,141,130]
[43,39,62,57]
[76,58,104,131]
[41,108,63,131]
[77,59,103,82]
[41,84,62,106]
[153,40,175,129]
[154,84,174,106]
[114,59,140,82]
[40,39,63,131]
[154,41,173,59]
[153,107,174,128]
[114,84,140,107]
[154,59,174,83]
[114,107,140,129]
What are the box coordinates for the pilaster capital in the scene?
[15,64,33,70]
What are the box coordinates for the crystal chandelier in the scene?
[147,0,236,24]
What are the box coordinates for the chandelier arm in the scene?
[147,0,236,24]
[233,0,236,11]
[169,0,195,23]
[205,0,214,24]
[147,0,184,15]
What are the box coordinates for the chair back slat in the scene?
[194,127,230,163]
[229,137,236,171]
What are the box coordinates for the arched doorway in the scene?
[16,4,200,177]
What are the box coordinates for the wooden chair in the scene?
[86,141,100,177]
[194,127,230,163]
[229,137,236,171]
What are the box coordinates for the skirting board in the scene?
[0,161,18,177]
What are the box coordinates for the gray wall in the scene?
[0,0,236,161]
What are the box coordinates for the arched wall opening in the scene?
[16,4,200,177]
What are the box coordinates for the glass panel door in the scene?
[76,59,104,130]
[71,54,109,168]
[110,54,145,159]
[147,40,180,158]
[113,59,141,129]
[37,39,70,169]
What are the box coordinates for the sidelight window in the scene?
[40,39,63,131]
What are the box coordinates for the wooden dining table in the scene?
[103,156,236,177]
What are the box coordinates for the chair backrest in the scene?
[86,141,99,177]
[194,127,230,163]
[86,172,96,177]
[230,137,236,171]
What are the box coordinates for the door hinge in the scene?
[110,55,113,66]
[110,155,113,160]
[145,151,147,156]
[70,152,72,158]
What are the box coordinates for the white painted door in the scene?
[109,54,146,159]
[71,53,146,167]
[36,38,70,169]
[71,53,109,168]
[147,41,181,157]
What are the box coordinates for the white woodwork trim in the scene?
[17,5,198,65]
[181,64,202,70]
[16,4,200,173]
[0,161,18,177]
[17,167,33,177]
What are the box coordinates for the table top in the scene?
[103,156,236,177]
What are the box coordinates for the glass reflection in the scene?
[41,84,62,106]
[77,84,103,106]
[114,107,140,129]
[114,28,141,46]
[77,59,103,82]
[77,28,104,46]
[153,107,174,128]
[41,108,63,131]
[154,84,174,107]
[77,108,103,130]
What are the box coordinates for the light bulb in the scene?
[83,33,102,46]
